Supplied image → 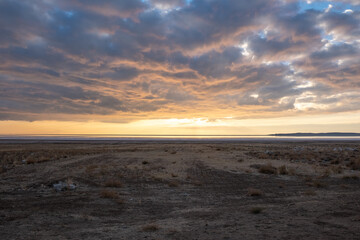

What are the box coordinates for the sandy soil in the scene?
[0,141,360,239]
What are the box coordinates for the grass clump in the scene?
[258,164,277,175]
[142,224,159,232]
[104,179,123,188]
[342,175,359,180]
[168,181,179,187]
[278,165,288,175]
[247,188,263,197]
[100,190,119,199]
[250,207,263,214]
[309,180,326,188]
[303,190,316,196]
[349,159,360,170]
[100,190,124,204]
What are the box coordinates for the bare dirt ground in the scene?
[0,141,359,239]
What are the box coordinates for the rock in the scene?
[53,181,77,191]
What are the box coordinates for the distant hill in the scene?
[270,132,360,136]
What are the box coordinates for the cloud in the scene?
[0,0,359,122]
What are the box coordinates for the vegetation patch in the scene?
[247,188,263,197]
[250,207,263,214]
[142,224,159,232]
[258,164,277,175]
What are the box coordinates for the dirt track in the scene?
[0,141,359,239]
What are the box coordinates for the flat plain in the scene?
[0,141,359,239]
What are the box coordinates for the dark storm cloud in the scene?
[0,0,360,121]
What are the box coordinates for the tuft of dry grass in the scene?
[142,224,159,232]
[258,164,277,175]
[342,175,359,180]
[278,165,288,175]
[25,157,37,164]
[186,175,203,186]
[115,198,125,204]
[247,188,263,197]
[331,165,343,174]
[104,179,123,188]
[321,168,331,178]
[85,164,98,175]
[250,207,263,214]
[100,190,119,199]
[287,167,296,175]
[309,180,326,188]
[142,160,149,165]
[349,159,360,170]
[168,181,179,187]
[303,190,316,196]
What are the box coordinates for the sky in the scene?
[0,0,359,135]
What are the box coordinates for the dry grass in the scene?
[188,179,203,186]
[330,165,343,174]
[247,188,263,197]
[26,155,51,164]
[278,165,288,175]
[309,180,326,188]
[168,181,179,187]
[115,198,125,204]
[100,190,119,199]
[258,164,277,175]
[321,168,331,178]
[104,179,123,188]
[342,175,359,180]
[349,159,360,170]
[142,224,159,232]
[250,207,263,214]
[85,164,99,174]
[303,190,316,196]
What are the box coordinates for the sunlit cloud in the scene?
[0,0,359,134]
